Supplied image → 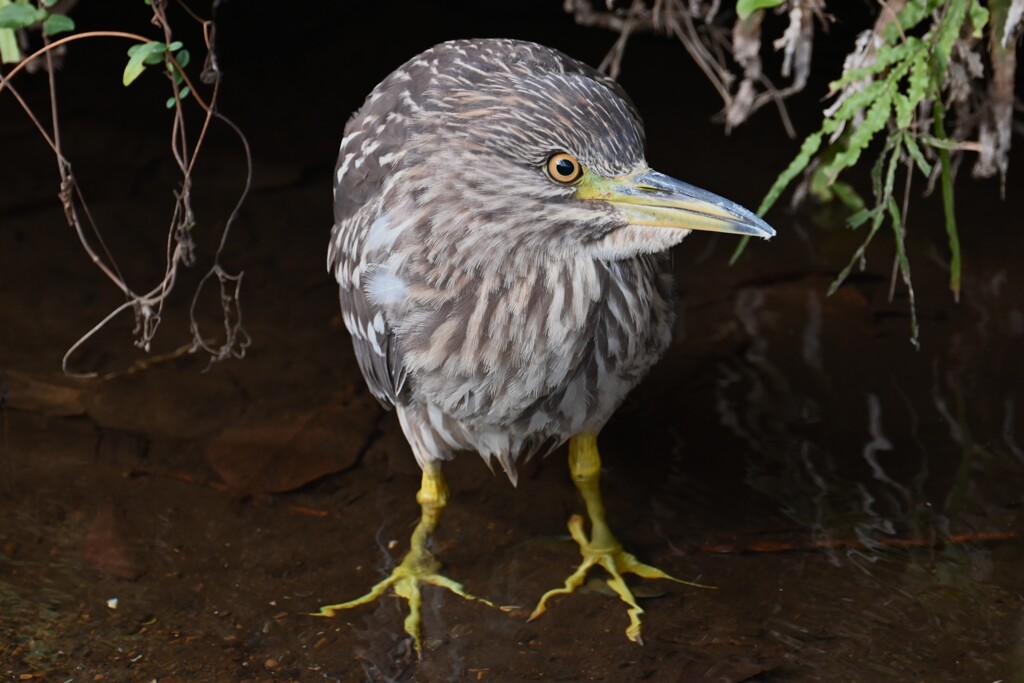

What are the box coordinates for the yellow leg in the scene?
[530,433,712,644]
[311,463,492,656]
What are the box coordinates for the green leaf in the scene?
[757,131,824,216]
[829,40,916,90]
[42,12,74,36]
[828,205,885,296]
[882,0,942,42]
[809,161,831,202]
[820,89,892,183]
[831,182,866,212]
[728,235,750,264]
[846,207,878,230]
[127,41,165,57]
[827,79,887,124]
[881,133,902,206]
[932,0,969,81]
[123,54,149,85]
[968,0,988,36]
[887,195,919,349]
[868,132,899,205]
[127,40,167,64]
[890,48,929,130]
[165,85,191,108]
[829,134,904,300]
[124,41,166,86]
[0,27,18,64]
[0,4,46,29]
[736,0,784,20]
[167,48,189,86]
[932,99,961,300]
[918,133,965,150]
[42,0,59,6]
[902,133,932,176]
[905,50,930,117]
[892,93,912,132]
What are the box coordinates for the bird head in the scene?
[343,39,774,270]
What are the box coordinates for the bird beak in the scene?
[579,169,775,239]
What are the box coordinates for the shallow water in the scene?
[2,3,1022,682]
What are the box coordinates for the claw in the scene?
[312,465,494,656]
[530,434,714,643]
[313,549,493,655]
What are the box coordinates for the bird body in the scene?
[329,39,688,481]
[320,38,773,652]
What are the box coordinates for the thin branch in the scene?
[0,31,150,94]
[0,8,251,374]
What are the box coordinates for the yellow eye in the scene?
[546,152,583,184]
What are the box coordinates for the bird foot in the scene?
[311,545,493,656]
[528,513,712,644]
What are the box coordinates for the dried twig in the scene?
[0,3,251,377]
[564,0,824,134]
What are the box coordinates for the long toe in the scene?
[531,522,714,643]
[313,553,494,656]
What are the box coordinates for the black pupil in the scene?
[555,158,576,178]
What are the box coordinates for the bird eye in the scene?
[546,152,583,184]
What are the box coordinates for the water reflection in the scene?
[695,264,1023,678]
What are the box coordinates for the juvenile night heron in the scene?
[316,38,774,652]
